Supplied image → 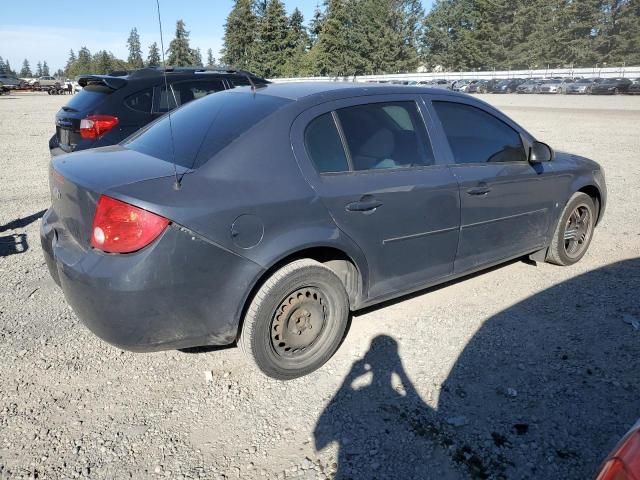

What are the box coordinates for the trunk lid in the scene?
[49,146,189,248]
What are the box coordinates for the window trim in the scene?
[429,98,530,166]
[331,111,354,172]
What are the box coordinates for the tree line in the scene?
[63,23,218,78]
[221,0,640,78]
[3,1,638,80]
[0,21,218,79]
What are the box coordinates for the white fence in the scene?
[272,66,640,83]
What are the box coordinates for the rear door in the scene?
[427,97,559,273]
[292,95,460,300]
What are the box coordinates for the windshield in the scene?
[602,79,618,84]
[124,90,292,169]
[576,79,592,84]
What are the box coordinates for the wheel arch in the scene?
[577,184,603,225]
[235,244,368,341]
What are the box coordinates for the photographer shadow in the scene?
[314,258,640,479]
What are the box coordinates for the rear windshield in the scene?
[63,86,111,111]
[123,90,291,169]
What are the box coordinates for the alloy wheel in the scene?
[563,204,593,259]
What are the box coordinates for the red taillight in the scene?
[596,428,640,480]
[80,115,119,139]
[90,195,169,254]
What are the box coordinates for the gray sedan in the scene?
[41,83,607,379]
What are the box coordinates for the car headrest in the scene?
[358,128,395,159]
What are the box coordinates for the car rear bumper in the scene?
[40,209,264,352]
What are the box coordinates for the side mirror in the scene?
[529,141,553,163]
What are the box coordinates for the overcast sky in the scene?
[1,0,434,72]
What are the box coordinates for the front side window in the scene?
[337,101,435,171]
[433,101,526,164]
[155,79,226,113]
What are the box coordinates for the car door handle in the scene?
[466,185,491,196]
[345,196,383,213]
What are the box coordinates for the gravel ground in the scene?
[0,91,639,480]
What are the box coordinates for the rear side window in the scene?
[124,88,153,113]
[62,87,111,111]
[337,101,435,171]
[124,91,291,169]
[433,101,526,164]
[305,113,349,173]
[156,80,226,113]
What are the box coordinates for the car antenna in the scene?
[155,0,181,191]
[243,71,257,92]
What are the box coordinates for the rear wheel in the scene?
[547,192,596,266]
[240,259,350,380]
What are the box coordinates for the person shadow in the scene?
[314,258,640,479]
[314,335,463,479]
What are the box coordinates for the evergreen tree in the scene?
[283,7,310,76]
[20,59,32,78]
[4,60,14,75]
[391,0,424,72]
[612,0,640,65]
[207,48,216,67]
[255,0,290,77]
[147,42,161,67]
[0,57,5,74]
[42,61,50,76]
[36,61,43,77]
[65,49,77,75]
[192,47,203,67]
[127,27,144,68]
[222,0,258,69]
[313,0,353,76]
[92,51,114,74]
[255,0,268,17]
[309,2,325,46]
[167,20,194,66]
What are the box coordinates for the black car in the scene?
[491,78,525,93]
[627,78,640,94]
[41,83,606,379]
[49,67,268,156]
[590,77,633,95]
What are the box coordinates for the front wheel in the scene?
[547,192,596,266]
[240,259,350,380]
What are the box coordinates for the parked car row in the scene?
[370,77,640,95]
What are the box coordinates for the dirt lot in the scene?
[0,91,639,480]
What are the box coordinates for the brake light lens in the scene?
[80,115,119,139]
[90,195,169,253]
[596,426,640,480]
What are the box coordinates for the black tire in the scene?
[240,259,350,380]
[547,192,596,266]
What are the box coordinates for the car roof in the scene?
[249,81,467,101]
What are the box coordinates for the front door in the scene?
[429,99,560,273]
[292,96,460,300]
